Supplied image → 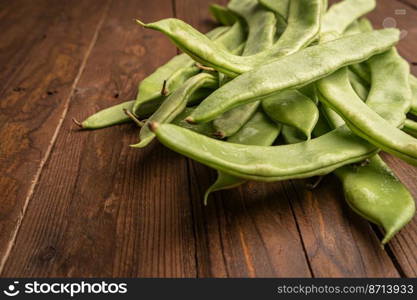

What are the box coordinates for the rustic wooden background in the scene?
[0,0,416,278]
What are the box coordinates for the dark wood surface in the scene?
[0,0,416,278]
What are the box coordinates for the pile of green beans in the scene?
[76,0,416,245]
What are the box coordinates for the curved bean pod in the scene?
[80,100,159,130]
[367,48,411,126]
[315,106,414,244]
[150,123,377,182]
[318,68,417,166]
[259,0,289,20]
[348,69,369,101]
[322,0,375,35]
[133,73,218,148]
[209,4,238,26]
[213,102,260,138]
[137,0,322,77]
[336,156,415,244]
[281,125,305,145]
[172,107,216,137]
[228,0,276,56]
[187,29,400,123]
[133,23,245,114]
[204,111,281,204]
[262,90,319,140]
[403,119,417,138]
[212,0,276,139]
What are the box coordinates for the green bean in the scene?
[403,119,417,138]
[367,48,411,126]
[204,111,281,204]
[132,72,218,148]
[281,125,305,145]
[213,102,260,138]
[212,0,276,138]
[187,29,400,123]
[133,22,245,114]
[351,18,417,116]
[318,98,414,245]
[322,0,375,35]
[348,69,369,101]
[209,4,238,26]
[172,107,216,137]
[137,0,322,77]
[259,0,289,20]
[228,0,276,56]
[336,156,415,244]
[313,106,415,244]
[317,68,417,166]
[79,99,160,130]
[149,122,377,182]
[262,90,319,140]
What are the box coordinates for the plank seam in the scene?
[185,160,201,278]
[0,0,113,275]
[370,224,407,277]
[287,181,315,278]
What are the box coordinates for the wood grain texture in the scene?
[1,0,200,278]
[0,0,416,278]
[0,0,111,271]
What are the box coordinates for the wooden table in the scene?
[0,0,416,278]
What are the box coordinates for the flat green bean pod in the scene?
[209,4,238,26]
[133,72,217,148]
[187,29,400,123]
[348,69,369,101]
[150,123,377,182]
[212,0,277,139]
[80,99,159,130]
[321,0,375,35]
[318,68,417,166]
[228,0,276,56]
[204,111,281,204]
[318,100,415,245]
[133,23,245,114]
[262,90,319,140]
[172,107,216,137]
[367,48,411,126]
[137,0,322,77]
[313,106,415,244]
[259,0,289,20]
[336,156,415,244]
[281,125,305,145]
[213,102,260,138]
[403,119,417,138]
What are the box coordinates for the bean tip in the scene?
[135,19,146,27]
[72,118,83,129]
[148,121,159,132]
[185,117,195,124]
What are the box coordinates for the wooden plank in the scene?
[0,0,111,272]
[175,0,312,277]
[289,177,399,277]
[0,0,64,86]
[1,0,201,278]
